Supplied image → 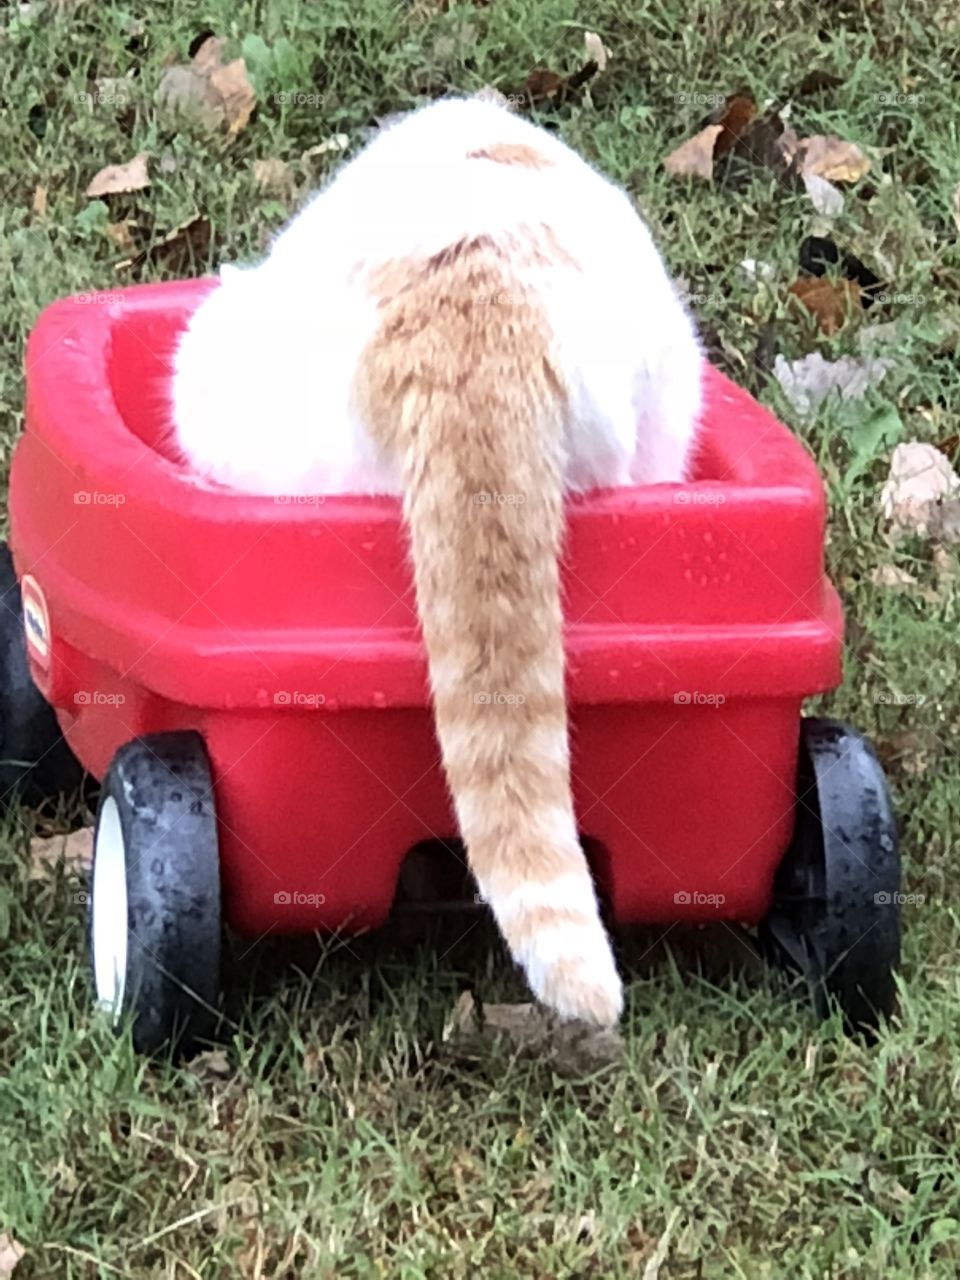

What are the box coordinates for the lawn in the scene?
[2,0,960,1275]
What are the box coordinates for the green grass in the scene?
[2,0,960,1274]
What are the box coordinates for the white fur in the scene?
[517,921,624,1022]
[492,871,598,926]
[171,95,701,495]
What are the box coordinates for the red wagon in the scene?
[6,280,900,1050]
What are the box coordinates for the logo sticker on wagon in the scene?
[21,574,51,668]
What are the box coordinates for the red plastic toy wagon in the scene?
[7,280,900,1051]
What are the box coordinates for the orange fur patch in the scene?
[466,142,553,169]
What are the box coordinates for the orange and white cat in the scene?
[171,95,702,1026]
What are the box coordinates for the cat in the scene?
[171,95,702,1026]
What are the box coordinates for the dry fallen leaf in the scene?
[663,124,723,180]
[952,182,960,236]
[798,134,870,182]
[157,35,256,136]
[31,184,48,217]
[445,991,623,1075]
[252,157,294,196]
[713,93,758,158]
[0,1233,25,1280]
[788,276,862,335]
[583,31,610,73]
[105,219,138,253]
[871,564,919,590]
[85,152,150,198]
[802,170,844,216]
[773,352,890,417]
[187,1048,232,1079]
[880,441,960,541]
[117,216,211,275]
[301,134,350,159]
[516,59,598,108]
[28,827,93,882]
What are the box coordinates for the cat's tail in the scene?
[355,242,623,1025]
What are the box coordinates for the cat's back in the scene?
[269,97,643,272]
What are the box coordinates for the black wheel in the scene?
[0,541,83,806]
[760,717,901,1032]
[89,731,221,1055]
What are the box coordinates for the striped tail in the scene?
[355,242,623,1025]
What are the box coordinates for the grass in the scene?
[2,0,960,1274]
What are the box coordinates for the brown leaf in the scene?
[157,36,256,136]
[798,134,870,182]
[0,1233,25,1280]
[28,827,93,882]
[31,185,48,217]
[788,276,862,335]
[445,992,623,1075]
[252,157,294,196]
[663,124,724,180]
[730,113,798,177]
[85,152,150,198]
[105,219,138,253]
[117,216,211,275]
[713,93,757,158]
[952,182,960,236]
[517,60,598,108]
